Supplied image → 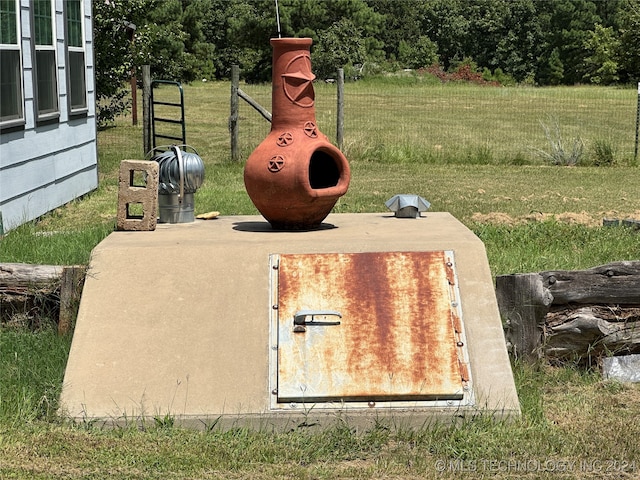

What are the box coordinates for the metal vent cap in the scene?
[151,145,205,194]
[385,194,431,218]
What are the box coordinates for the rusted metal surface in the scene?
[273,251,469,403]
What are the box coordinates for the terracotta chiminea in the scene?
[244,37,351,229]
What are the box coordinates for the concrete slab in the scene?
[60,213,520,429]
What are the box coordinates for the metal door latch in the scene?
[293,310,342,332]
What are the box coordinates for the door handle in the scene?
[293,310,342,332]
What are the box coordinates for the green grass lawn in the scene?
[1,80,640,479]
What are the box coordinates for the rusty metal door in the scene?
[269,251,471,406]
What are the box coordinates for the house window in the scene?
[0,0,24,127]
[33,0,59,121]
[65,0,86,114]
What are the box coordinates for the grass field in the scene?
[1,80,640,479]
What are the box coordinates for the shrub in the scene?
[482,67,517,86]
[424,61,500,86]
[591,138,616,166]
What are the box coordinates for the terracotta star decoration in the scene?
[282,55,315,107]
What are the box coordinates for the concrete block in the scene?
[117,160,159,231]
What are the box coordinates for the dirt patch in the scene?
[471,210,640,227]
[554,212,597,226]
[471,212,519,225]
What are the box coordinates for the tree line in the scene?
[94,0,640,125]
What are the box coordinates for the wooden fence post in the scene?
[495,273,552,361]
[337,68,344,150]
[230,65,240,162]
[58,266,87,335]
[142,65,152,155]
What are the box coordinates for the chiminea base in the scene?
[258,194,343,231]
[244,139,350,230]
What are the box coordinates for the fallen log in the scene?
[0,263,86,334]
[541,261,640,305]
[544,305,640,359]
[0,262,64,286]
[496,261,640,362]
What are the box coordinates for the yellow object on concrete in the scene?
[195,211,220,220]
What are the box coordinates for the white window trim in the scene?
[32,0,60,123]
[0,0,25,129]
[65,0,87,116]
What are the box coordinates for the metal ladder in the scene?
[150,80,186,148]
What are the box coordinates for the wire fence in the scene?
[99,78,639,169]
[235,80,638,166]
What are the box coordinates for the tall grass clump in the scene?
[591,138,616,166]
[534,116,585,166]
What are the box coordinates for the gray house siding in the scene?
[0,0,98,233]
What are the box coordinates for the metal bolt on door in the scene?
[269,251,473,409]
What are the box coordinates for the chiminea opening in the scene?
[309,149,341,189]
